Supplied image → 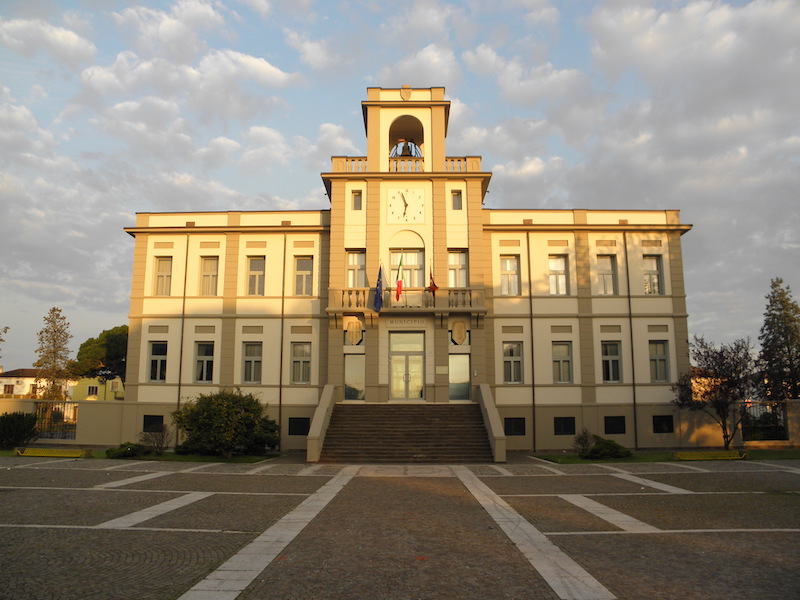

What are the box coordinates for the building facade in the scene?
[123,86,692,452]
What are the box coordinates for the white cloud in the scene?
[0,18,96,68]
[197,136,241,171]
[378,43,460,89]
[240,126,295,170]
[236,0,271,18]
[113,0,226,63]
[283,29,339,70]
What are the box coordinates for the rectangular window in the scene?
[149,341,167,382]
[200,257,219,296]
[601,341,622,383]
[653,415,674,434]
[346,251,367,288]
[552,341,572,383]
[143,414,164,432]
[291,342,311,384]
[597,255,618,295]
[295,256,314,296]
[390,250,424,287]
[503,342,523,383]
[554,416,576,436]
[649,340,669,382]
[500,255,520,296]
[154,257,172,296]
[344,354,365,400]
[643,255,663,295]
[451,190,463,210]
[87,385,98,396]
[352,190,363,211]
[248,256,265,296]
[504,417,526,436]
[288,417,311,435]
[449,354,470,400]
[3,384,14,394]
[604,416,626,435]
[549,255,568,295]
[243,342,262,384]
[195,342,214,382]
[448,250,468,287]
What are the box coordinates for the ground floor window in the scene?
[604,415,626,435]
[449,354,470,400]
[291,342,312,384]
[288,417,310,435]
[344,354,365,400]
[143,414,164,432]
[652,414,674,434]
[554,416,575,436]
[504,417,526,436]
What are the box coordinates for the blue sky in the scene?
[1,0,798,370]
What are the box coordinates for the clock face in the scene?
[388,188,425,223]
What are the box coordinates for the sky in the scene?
[1,0,798,371]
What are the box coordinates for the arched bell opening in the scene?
[389,116,424,158]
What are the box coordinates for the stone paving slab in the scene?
[137,494,305,532]
[112,473,331,494]
[485,474,659,496]
[553,531,800,600]
[0,468,144,489]
[643,471,800,492]
[0,527,251,600]
[0,488,181,526]
[239,476,560,600]
[596,492,800,530]
[505,496,621,533]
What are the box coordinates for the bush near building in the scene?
[0,412,39,449]
[172,390,278,458]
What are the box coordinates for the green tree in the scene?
[672,336,759,450]
[71,325,128,383]
[34,307,73,401]
[758,278,800,400]
[172,390,278,457]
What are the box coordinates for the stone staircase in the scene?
[318,403,494,463]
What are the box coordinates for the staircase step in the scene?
[319,404,494,464]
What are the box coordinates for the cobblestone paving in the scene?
[0,456,798,600]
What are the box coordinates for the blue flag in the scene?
[373,265,384,312]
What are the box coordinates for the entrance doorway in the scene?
[389,332,424,400]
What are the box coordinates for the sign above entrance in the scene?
[388,318,427,327]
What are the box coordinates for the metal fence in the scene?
[740,401,788,441]
[35,402,78,440]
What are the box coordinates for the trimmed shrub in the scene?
[0,412,39,449]
[581,435,632,460]
[172,390,278,457]
[105,442,149,459]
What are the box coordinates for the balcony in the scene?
[328,156,483,173]
[327,287,486,314]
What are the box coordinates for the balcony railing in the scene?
[328,156,482,173]
[327,287,485,313]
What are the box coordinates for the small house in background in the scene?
[72,377,125,402]
[0,368,76,400]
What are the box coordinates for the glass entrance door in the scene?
[389,332,424,400]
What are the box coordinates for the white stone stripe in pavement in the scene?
[453,466,616,600]
[490,465,514,476]
[749,461,800,474]
[96,492,214,528]
[243,463,276,474]
[560,494,660,533]
[95,471,172,488]
[104,460,151,470]
[177,465,360,600]
[612,472,694,494]
[180,463,218,472]
[526,456,567,475]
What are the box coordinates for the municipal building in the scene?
[123,86,693,459]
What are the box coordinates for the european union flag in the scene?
[373,265,384,312]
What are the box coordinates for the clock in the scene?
[388,188,425,223]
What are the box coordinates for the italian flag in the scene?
[395,255,404,301]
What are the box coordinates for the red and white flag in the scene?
[395,256,404,301]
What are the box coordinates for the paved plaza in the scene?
[0,454,798,600]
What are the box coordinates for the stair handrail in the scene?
[477,383,507,463]
[306,384,336,463]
